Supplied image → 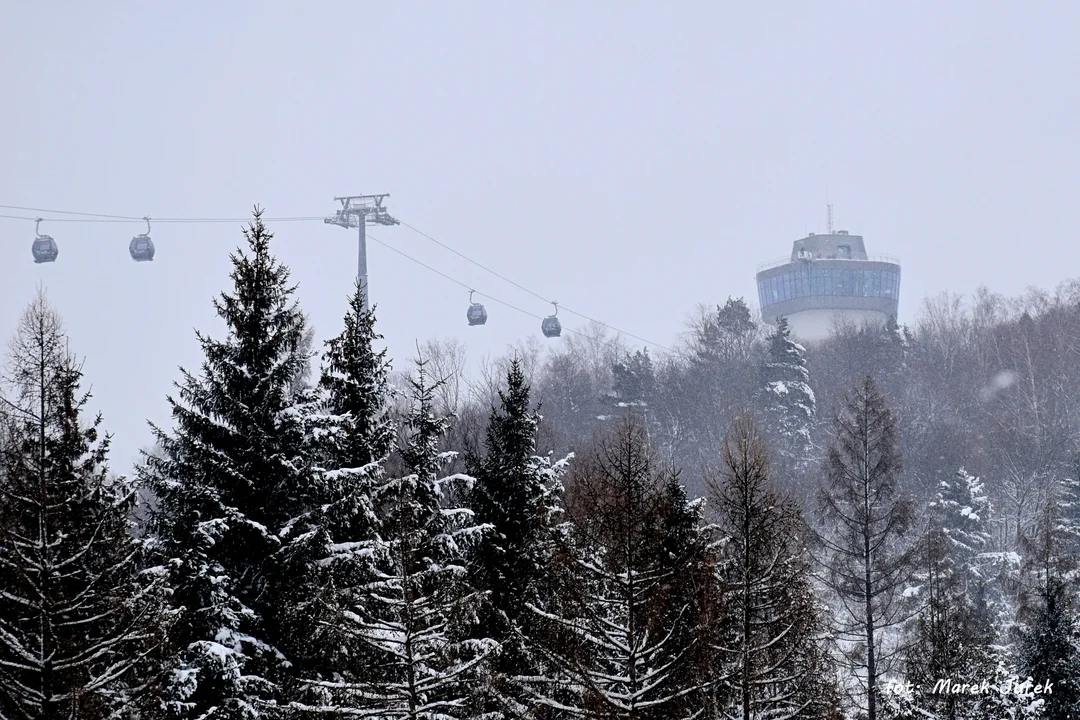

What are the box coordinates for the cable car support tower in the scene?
[325,193,398,311]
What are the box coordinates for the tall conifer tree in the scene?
[468,358,569,717]
[1015,492,1080,719]
[528,415,711,719]
[0,291,164,720]
[278,282,397,710]
[709,412,839,720]
[760,317,815,470]
[901,527,996,720]
[815,376,916,720]
[139,208,312,719]
[295,361,495,718]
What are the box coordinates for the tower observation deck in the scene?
[755,229,900,343]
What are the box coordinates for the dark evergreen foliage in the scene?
[138,209,312,719]
[295,360,495,718]
[1014,491,1080,719]
[0,292,165,720]
[467,358,565,717]
[276,281,398,709]
[759,316,816,472]
[694,298,758,367]
[315,281,396,469]
[611,348,655,408]
[1017,578,1080,720]
[901,528,997,720]
[12,209,1080,719]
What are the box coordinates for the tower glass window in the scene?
[757,266,900,309]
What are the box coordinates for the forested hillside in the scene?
[2,211,1078,719]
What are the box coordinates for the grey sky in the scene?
[2,2,1079,471]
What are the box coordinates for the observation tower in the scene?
[755,222,900,343]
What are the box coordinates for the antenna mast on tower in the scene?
[827,204,834,234]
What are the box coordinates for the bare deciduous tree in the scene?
[814,376,917,720]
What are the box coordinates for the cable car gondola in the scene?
[31,219,58,264]
[541,301,561,338]
[129,217,155,262]
[466,290,487,326]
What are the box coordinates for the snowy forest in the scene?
[4,209,1080,720]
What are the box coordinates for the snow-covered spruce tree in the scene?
[1015,492,1080,719]
[312,282,395,470]
[759,316,815,472]
[467,357,570,719]
[647,467,721,720]
[814,375,917,720]
[930,468,993,579]
[0,290,165,720]
[925,467,1017,636]
[1016,577,1080,720]
[874,315,909,392]
[707,412,840,720]
[528,414,712,719]
[1054,469,1080,561]
[275,281,398,710]
[295,359,496,718]
[138,208,313,719]
[899,525,997,720]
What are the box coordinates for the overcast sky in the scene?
[2,1,1079,471]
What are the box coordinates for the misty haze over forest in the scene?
[3,4,1080,720]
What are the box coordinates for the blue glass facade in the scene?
[757,265,900,310]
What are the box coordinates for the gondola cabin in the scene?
[541,315,561,338]
[32,235,58,263]
[130,235,155,262]
[467,302,487,326]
